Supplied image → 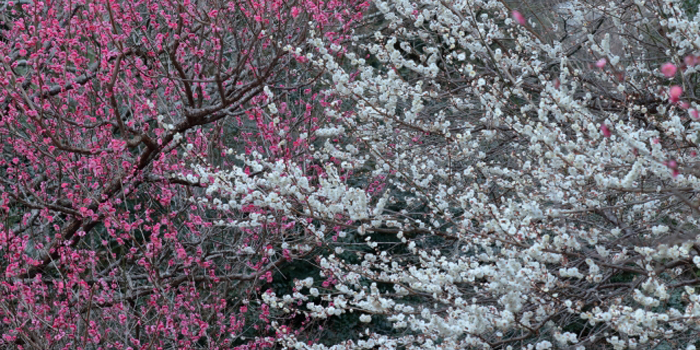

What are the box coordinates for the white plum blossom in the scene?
[190,0,700,349]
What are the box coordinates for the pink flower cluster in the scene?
[512,10,526,25]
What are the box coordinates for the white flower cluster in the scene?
[191,0,700,348]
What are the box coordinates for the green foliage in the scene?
[608,270,637,284]
[683,0,700,17]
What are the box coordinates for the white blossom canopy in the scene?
[189,0,700,349]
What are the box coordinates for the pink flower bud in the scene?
[680,101,690,109]
[512,10,526,25]
[660,62,677,78]
[685,55,697,67]
[691,109,699,119]
[553,78,560,89]
[669,85,683,103]
[595,58,607,69]
[601,124,611,138]
[663,160,680,178]
[691,151,697,157]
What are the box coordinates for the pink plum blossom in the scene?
[666,159,679,178]
[661,62,677,77]
[669,85,683,103]
[512,10,526,25]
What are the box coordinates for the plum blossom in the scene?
[661,62,677,77]
[65,0,700,349]
[669,85,683,103]
[512,10,526,25]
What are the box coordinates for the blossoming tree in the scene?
[0,0,364,348]
[6,0,700,348]
[190,0,700,349]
